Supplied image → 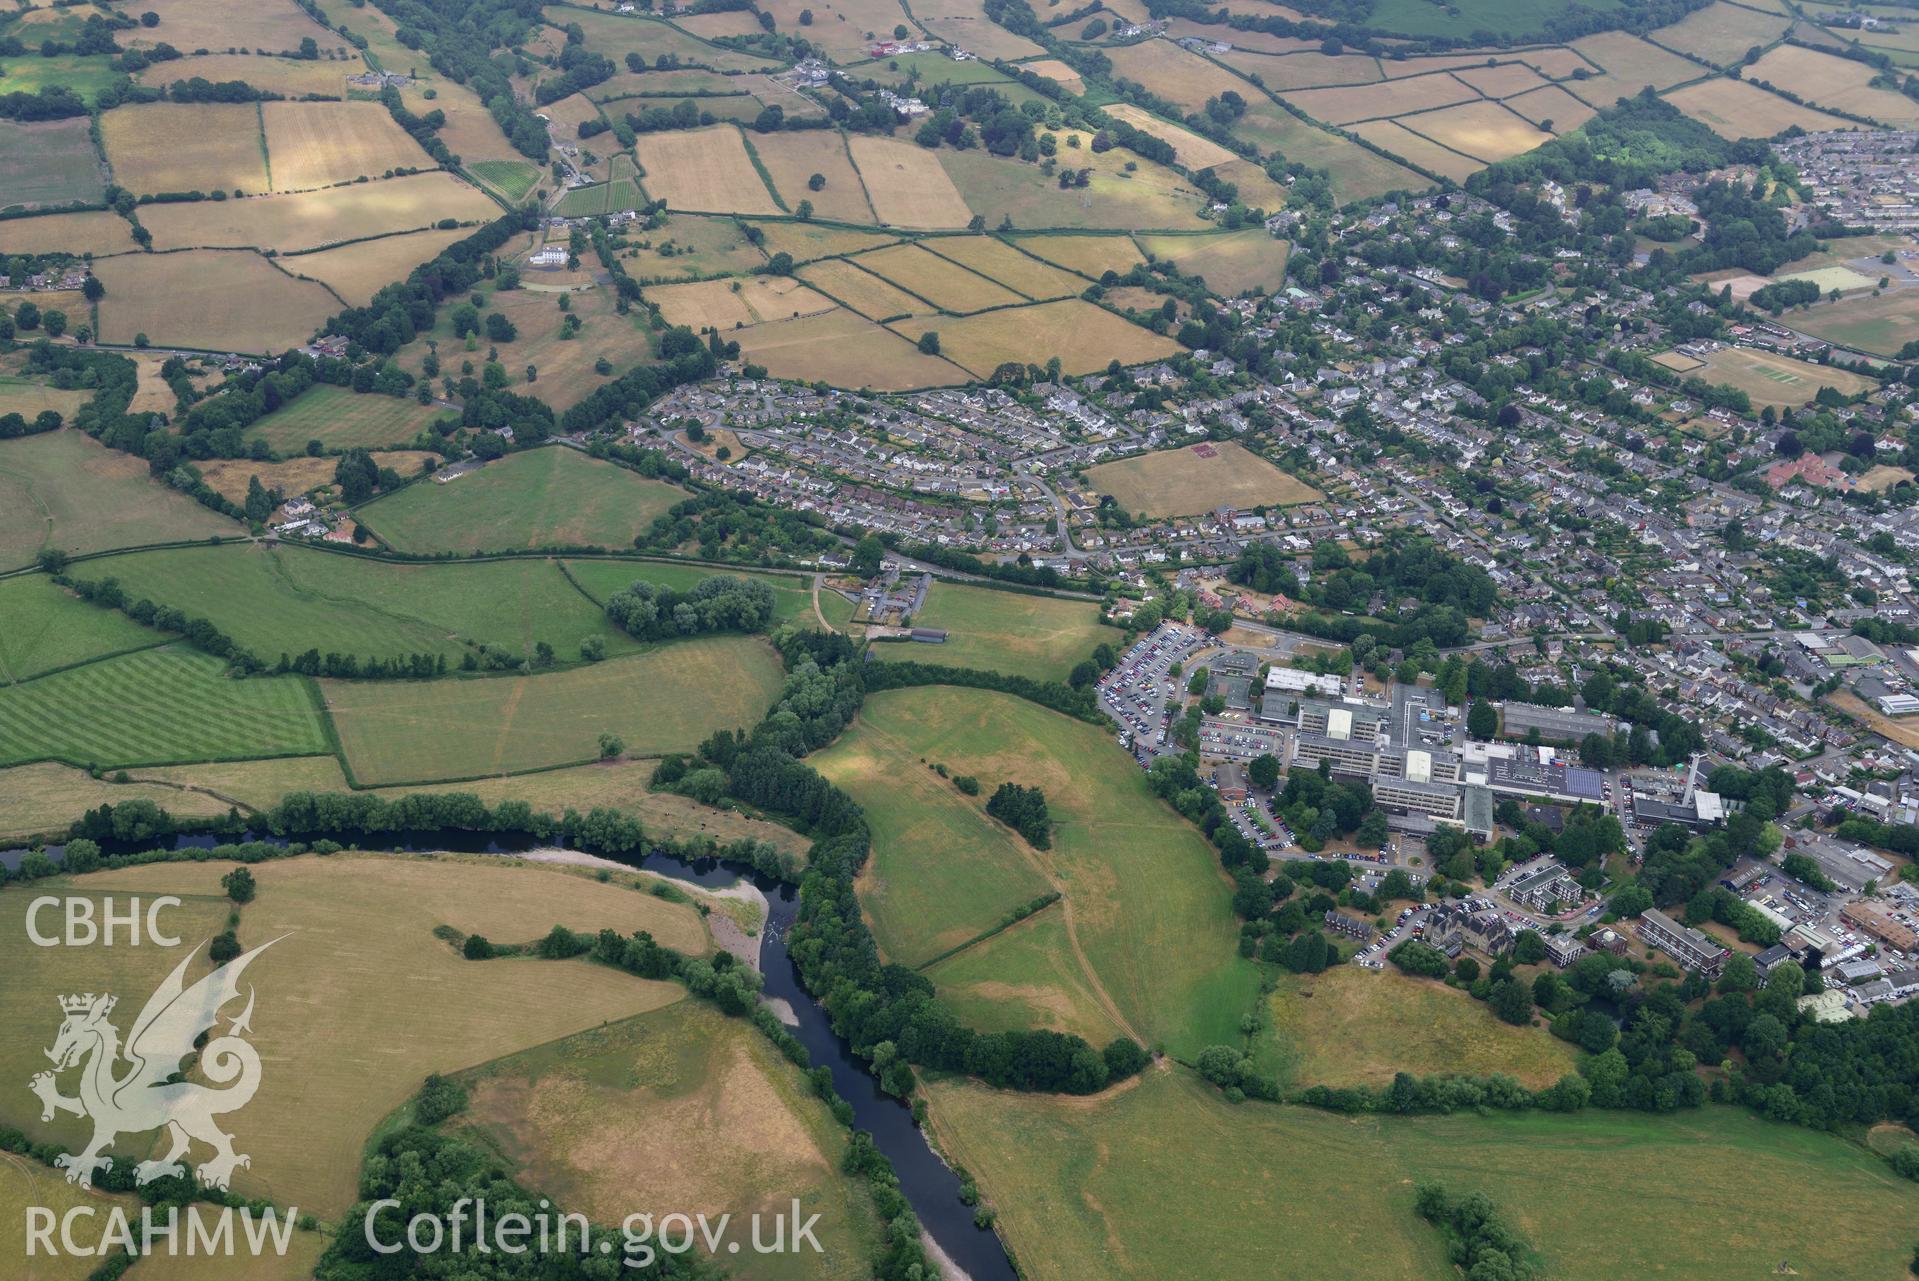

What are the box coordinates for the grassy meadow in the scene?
[0,429,236,571]
[355,446,687,553]
[926,1069,1919,1281]
[0,761,242,845]
[888,581,1121,682]
[246,382,447,454]
[562,557,816,625]
[322,635,784,784]
[0,576,162,684]
[816,687,1261,1059]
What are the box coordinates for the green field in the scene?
[355,446,688,553]
[924,907,1127,1045]
[1365,0,1621,38]
[245,382,450,454]
[467,157,541,201]
[882,582,1120,682]
[0,117,103,210]
[457,999,882,1281]
[323,634,785,784]
[928,1070,1919,1281]
[0,429,238,571]
[0,575,163,683]
[77,543,641,666]
[563,557,816,625]
[0,646,329,769]
[1789,286,1919,358]
[815,687,1260,1059]
[0,52,124,105]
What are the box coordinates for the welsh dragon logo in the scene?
[29,938,280,1191]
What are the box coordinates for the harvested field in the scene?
[1019,57,1086,94]
[854,242,1026,311]
[1216,48,1384,89]
[93,249,338,352]
[748,129,876,221]
[119,0,341,56]
[1664,78,1860,139]
[1400,99,1552,162]
[0,645,327,769]
[1696,344,1879,408]
[98,101,268,195]
[1105,37,1248,110]
[0,575,162,686]
[262,99,432,190]
[619,213,768,282]
[135,171,493,252]
[1014,232,1146,278]
[940,137,1208,231]
[901,297,1180,377]
[648,275,837,329]
[1565,31,1700,105]
[1831,689,1919,749]
[912,0,1045,60]
[1103,102,1240,168]
[1503,83,1598,131]
[247,381,446,453]
[136,52,348,98]
[670,8,770,38]
[923,234,1088,299]
[0,209,135,255]
[734,307,971,389]
[1747,44,1919,126]
[1449,60,1550,97]
[634,125,781,214]
[1511,45,1601,78]
[0,117,103,210]
[282,226,471,305]
[1649,0,1790,65]
[750,220,901,262]
[1286,72,1478,124]
[195,450,434,503]
[850,134,973,227]
[1137,229,1289,295]
[1086,440,1321,516]
[0,429,235,570]
[1353,118,1484,182]
[797,257,928,320]
[356,446,685,553]
[324,636,785,784]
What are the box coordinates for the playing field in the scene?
[244,382,445,453]
[136,171,496,253]
[0,429,236,571]
[901,298,1180,378]
[1015,232,1146,279]
[633,125,781,215]
[0,575,161,685]
[0,208,136,254]
[355,446,688,553]
[562,557,816,626]
[821,687,1263,1059]
[733,307,971,390]
[849,135,974,228]
[99,102,269,196]
[324,635,785,784]
[890,581,1121,683]
[78,542,642,667]
[1086,440,1323,517]
[459,999,882,1280]
[922,235,1086,300]
[853,242,1025,312]
[925,1071,1919,1281]
[93,249,341,352]
[1262,966,1579,1089]
[0,117,103,210]
[648,275,837,330]
[1137,230,1290,296]
[1662,78,1855,140]
[281,226,473,305]
[136,52,349,99]
[1696,345,1879,409]
[0,854,699,1218]
[0,646,327,770]
[748,129,876,223]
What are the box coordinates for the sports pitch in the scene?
[1085,441,1323,517]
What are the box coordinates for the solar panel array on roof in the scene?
[1565,767,1605,800]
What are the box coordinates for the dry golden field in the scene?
[1695,344,1879,408]
[1565,31,1703,105]
[748,129,877,222]
[93,250,340,352]
[1137,229,1290,296]
[135,172,496,252]
[923,235,1088,299]
[1450,61,1550,97]
[635,125,782,214]
[1401,100,1553,162]
[263,100,432,190]
[1102,102,1241,168]
[100,102,268,195]
[1504,84,1598,131]
[1015,232,1146,278]
[1746,44,1919,126]
[900,298,1180,377]
[0,210,136,256]
[1217,47,1384,89]
[911,0,1046,60]
[196,451,437,503]
[648,275,837,329]
[1662,78,1858,139]
[733,308,971,389]
[121,0,342,55]
[1648,0,1790,65]
[854,242,1026,312]
[1086,440,1322,516]
[1020,57,1086,94]
[796,257,930,320]
[135,52,349,98]
[1287,72,1478,124]
[282,226,472,304]
[849,135,974,227]
[748,220,899,262]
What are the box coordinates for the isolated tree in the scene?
[807,172,826,191]
[221,867,257,904]
[918,331,940,355]
[598,733,624,759]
